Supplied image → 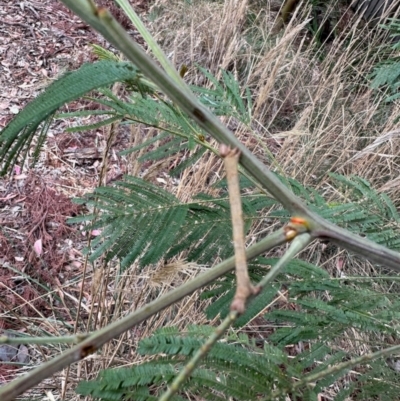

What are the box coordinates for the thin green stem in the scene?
[114,0,186,90]
[258,233,312,288]
[271,343,400,399]
[159,311,239,401]
[0,334,89,345]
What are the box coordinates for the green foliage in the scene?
[203,258,328,326]
[0,61,140,174]
[76,255,400,400]
[69,175,265,269]
[370,18,400,102]
[271,172,400,251]
[0,61,254,176]
[67,62,400,400]
[203,252,400,341]
[266,274,400,345]
[71,175,189,268]
[90,43,121,62]
[90,65,253,170]
[192,66,252,125]
[57,225,400,393]
[68,158,400,272]
[76,325,292,401]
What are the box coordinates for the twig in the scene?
[271,0,301,34]
[159,231,312,401]
[159,310,238,401]
[0,334,89,345]
[258,232,312,289]
[220,145,259,313]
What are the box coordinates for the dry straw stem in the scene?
[349,129,400,162]
[211,0,248,70]
[272,4,400,195]
[61,80,124,400]
[0,229,289,401]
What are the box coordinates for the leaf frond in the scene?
[0,61,139,174]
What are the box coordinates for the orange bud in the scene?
[290,217,309,227]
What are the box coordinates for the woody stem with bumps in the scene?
[220,145,259,313]
[60,0,400,271]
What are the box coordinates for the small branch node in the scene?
[219,144,240,159]
[284,216,311,240]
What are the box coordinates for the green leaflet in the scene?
[76,326,290,401]
[369,20,400,104]
[192,66,252,125]
[65,116,122,132]
[0,61,139,173]
[69,175,256,270]
[80,320,399,401]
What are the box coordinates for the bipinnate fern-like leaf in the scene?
[370,20,400,103]
[70,175,260,269]
[90,44,121,62]
[263,262,400,346]
[265,173,400,251]
[78,321,386,401]
[76,326,292,401]
[77,363,183,401]
[76,259,400,401]
[205,255,400,340]
[0,61,140,174]
[61,80,210,174]
[55,66,253,177]
[70,166,400,274]
[71,175,190,268]
[192,66,252,125]
[370,60,400,92]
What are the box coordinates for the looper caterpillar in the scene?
[220,145,260,313]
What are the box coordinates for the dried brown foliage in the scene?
[0,172,81,329]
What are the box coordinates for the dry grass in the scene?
[144,0,400,398]
[147,0,400,203]
[3,0,400,399]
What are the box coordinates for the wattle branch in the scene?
[60,0,400,272]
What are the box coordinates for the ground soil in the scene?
[0,0,149,383]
